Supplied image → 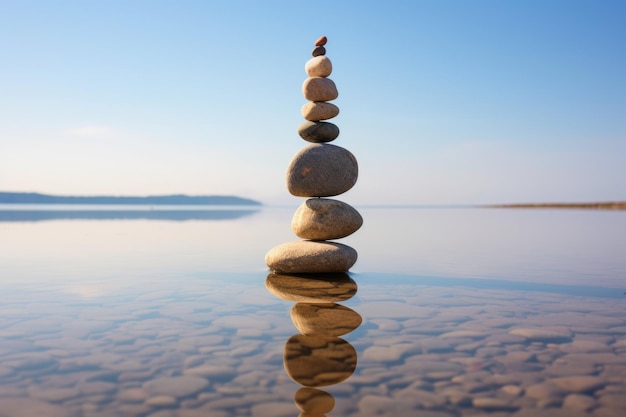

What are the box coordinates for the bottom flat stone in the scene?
[265,241,357,273]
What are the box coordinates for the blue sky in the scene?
[1,0,624,205]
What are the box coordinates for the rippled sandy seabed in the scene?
[0,207,625,416]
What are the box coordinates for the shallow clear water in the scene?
[0,206,624,416]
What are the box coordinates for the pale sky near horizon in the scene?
[1,0,624,205]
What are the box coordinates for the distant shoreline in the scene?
[483,202,626,210]
[0,192,262,206]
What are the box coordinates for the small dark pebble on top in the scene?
[312,46,326,57]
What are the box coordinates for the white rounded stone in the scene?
[305,56,332,77]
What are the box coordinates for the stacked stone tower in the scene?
[265,36,362,274]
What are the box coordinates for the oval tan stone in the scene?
[265,241,357,273]
[301,102,339,121]
[302,77,338,102]
[305,56,332,77]
[265,272,358,303]
[292,198,362,240]
[291,303,363,337]
[287,144,358,197]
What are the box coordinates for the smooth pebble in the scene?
[312,46,326,57]
[301,101,339,121]
[265,240,357,273]
[286,144,358,197]
[305,56,332,77]
[302,77,338,102]
[291,198,362,240]
[297,120,340,143]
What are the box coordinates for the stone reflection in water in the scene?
[284,334,357,387]
[291,303,362,337]
[265,271,362,415]
[295,387,335,415]
[265,272,357,303]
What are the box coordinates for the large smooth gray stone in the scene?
[292,198,363,240]
[297,121,339,143]
[287,144,358,197]
[265,240,357,273]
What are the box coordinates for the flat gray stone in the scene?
[440,330,488,339]
[472,397,517,410]
[562,394,597,411]
[183,365,236,379]
[302,77,338,102]
[145,396,178,407]
[142,376,208,398]
[0,398,76,417]
[27,387,80,403]
[546,355,596,376]
[509,327,573,342]
[301,101,339,121]
[117,388,148,403]
[559,340,610,353]
[525,382,566,400]
[599,393,626,408]
[512,409,588,417]
[297,121,339,143]
[550,376,605,393]
[287,144,358,197]
[291,198,362,240]
[501,385,524,396]
[265,241,357,273]
[357,396,398,415]
[250,402,296,417]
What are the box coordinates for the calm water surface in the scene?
[0,206,624,416]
